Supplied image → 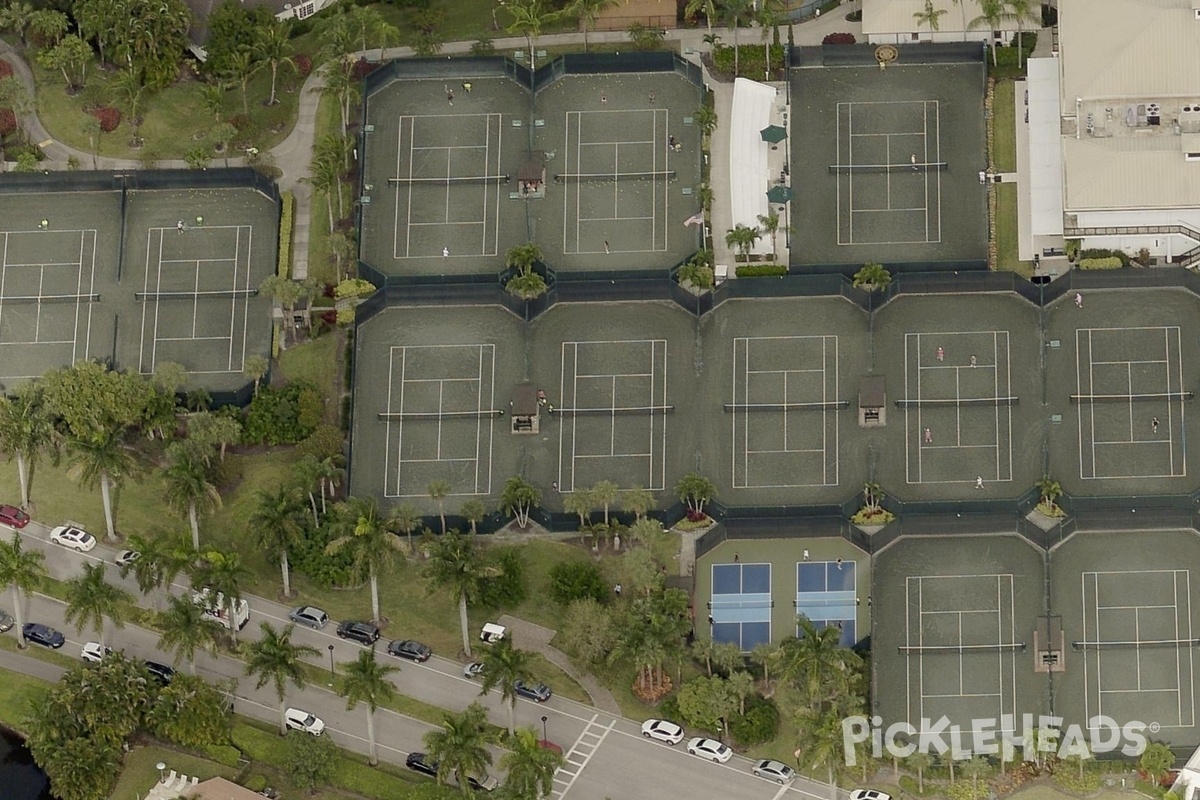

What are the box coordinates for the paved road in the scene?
[4,519,843,799]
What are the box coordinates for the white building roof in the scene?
[1063,136,1200,210]
[862,0,990,35]
[1027,59,1065,234]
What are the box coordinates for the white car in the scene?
[284,708,325,736]
[49,525,97,552]
[851,791,893,800]
[686,737,733,763]
[80,642,112,663]
[753,759,797,784]
[115,550,141,567]
[641,719,685,745]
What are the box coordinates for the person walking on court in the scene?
[936,346,944,362]
[176,220,184,233]
[442,246,449,257]
[970,355,977,367]
[462,81,472,92]
[649,92,656,104]
[447,88,454,105]
[1152,416,1160,434]
[604,240,611,254]
[924,427,932,443]
[975,476,985,490]
[911,154,918,171]
[1075,292,1083,308]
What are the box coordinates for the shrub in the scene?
[0,108,15,137]
[288,518,353,588]
[477,547,527,608]
[728,694,779,746]
[1078,257,1123,270]
[91,106,121,133]
[711,43,786,80]
[548,561,609,606]
[278,191,294,278]
[1080,247,1130,266]
[822,32,856,44]
[297,386,324,429]
[294,54,313,79]
[242,382,319,445]
[243,775,268,792]
[735,264,788,277]
[351,58,373,80]
[334,278,376,299]
[658,692,681,719]
[296,424,345,461]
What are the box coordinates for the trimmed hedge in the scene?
[822,32,856,44]
[1080,247,1131,266]
[736,264,788,277]
[278,191,294,278]
[1078,257,1123,270]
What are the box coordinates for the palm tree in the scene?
[66,428,139,542]
[684,0,717,37]
[750,640,784,690]
[591,480,619,527]
[949,0,969,40]
[162,443,222,550]
[244,622,321,735]
[121,531,195,600]
[314,456,344,516]
[1006,0,1040,66]
[425,530,493,658]
[293,456,323,526]
[244,356,270,397]
[156,592,221,674]
[428,480,452,534]
[250,486,306,598]
[459,500,487,536]
[566,0,619,51]
[478,637,533,735]
[391,502,422,555]
[728,670,755,715]
[1036,475,1063,512]
[0,386,56,510]
[907,751,935,793]
[501,727,564,799]
[253,19,295,107]
[757,211,793,259]
[499,476,540,529]
[619,487,654,520]
[63,563,130,650]
[782,618,857,710]
[339,648,399,766]
[852,262,892,292]
[0,534,45,648]
[718,0,754,76]
[326,496,403,623]
[913,0,948,36]
[968,0,1009,66]
[0,1,35,46]
[224,46,256,117]
[695,104,718,139]
[675,472,716,517]
[423,702,494,794]
[191,547,251,644]
[795,705,846,798]
[725,223,761,262]
[961,755,990,795]
[506,0,556,65]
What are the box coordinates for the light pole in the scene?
[541,715,548,742]
[156,762,166,783]
[327,644,335,685]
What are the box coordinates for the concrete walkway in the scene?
[498,614,622,716]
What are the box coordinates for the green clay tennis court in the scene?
[0,182,278,394]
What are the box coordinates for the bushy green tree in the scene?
[548,561,608,606]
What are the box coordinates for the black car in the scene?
[405,752,439,778]
[387,639,432,662]
[144,661,176,685]
[514,679,552,702]
[22,623,65,649]
[337,621,381,645]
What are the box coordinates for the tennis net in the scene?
[388,175,510,186]
[725,401,849,412]
[0,293,100,304]
[555,171,676,183]
[894,396,1019,408]
[552,405,674,416]
[1072,638,1200,651]
[899,643,1026,655]
[377,410,505,421]
[136,290,259,301]
[1070,392,1194,403]
[829,162,948,174]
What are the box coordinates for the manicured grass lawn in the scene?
[111,745,238,800]
[995,183,1032,277]
[376,0,578,46]
[305,91,342,286]
[994,80,1016,172]
[0,662,49,728]
[278,333,343,420]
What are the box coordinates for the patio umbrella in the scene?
[760,125,787,144]
[766,184,793,203]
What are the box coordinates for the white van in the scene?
[192,588,250,630]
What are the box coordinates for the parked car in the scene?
[753,759,796,784]
[115,550,141,567]
[49,524,97,552]
[288,606,329,630]
[405,752,439,778]
[514,679,552,702]
[336,621,380,645]
[641,719,685,745]
[686,737,733,763]
[387,639,431,662]
[22,623,65,649]
[284,708,326,736]
[463,661,485,679]
[0,505,29,528]
[0,609,13,632]
[144,661,176,685]
[80,642,113,663]
[454,770,497,792]
[851,790,893,800]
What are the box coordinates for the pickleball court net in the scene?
[387,175,510,186]
[898,643,1026,655]
[1072,638,1200,651]
[135,290,259,301]
[829,162,948,174]
[0,293,101,304]
[724,401,849,412]
[554,171,676,183]
[894,396,1019,408]
[1070,392,1194,403]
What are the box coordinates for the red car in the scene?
[0,505,29,528]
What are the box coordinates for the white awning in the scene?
[729,78,777,255]
[1027,59,1064,236]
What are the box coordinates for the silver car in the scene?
[753,759,796,784]
[288,606,329,630]
[0,609,13,633]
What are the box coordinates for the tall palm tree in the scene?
[0,1,36,46]
[0,534,45,648]
[339,648,399,766]
[191,547,251,644]
[478,637,533,735]
[781,618,857,710]
[424,530,493,658]
[326,496,403,623]
[293,456,323,526]
[423,702,494,794]
[156,592,221,674]
[63,562,130,650]
[224,46,256,117]
[0,385,57,509]
[66,428,138,542]
[913,0,948,36]
[619,487,655,521]
[121,531,196,600]
[949,0,969,40]
[459,500,487,536]
[250,486,306,598]
[968,0,1009,66]
[718,0,754,77]
[162,443,222,550]
[506,0,556,65]
[253,18,295,107]
[724,223,761,262]
[391,502,422,555]
[684,0,717,37]
[795,705,847,799]
[757,210,794,259]
[315,456,344,516]
[1006,0,1040,66]
[501,728,564,799]
[427,480,452,534]
[245,622,321,735]
[566,0,619,51]
[591,480,619,527]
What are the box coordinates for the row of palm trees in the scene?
[726,211,793,263]
[912,0,1042,66]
